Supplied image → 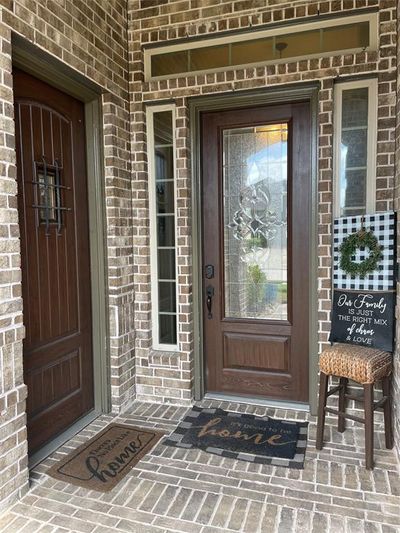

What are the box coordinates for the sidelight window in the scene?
[334,79,378,217]
[147,106,178,349]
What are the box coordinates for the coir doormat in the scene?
[163,406,308,469]
[47,423,164,492]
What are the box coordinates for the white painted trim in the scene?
[333,78,378,218]
[145,12,378,81]
[147,105,179,351]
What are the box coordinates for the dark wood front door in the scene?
[202,102,311,402]
[14,69,94,454]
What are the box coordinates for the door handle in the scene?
[206,285,214,319]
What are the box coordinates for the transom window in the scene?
[144,13,377,80]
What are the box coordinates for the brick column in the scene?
[103,92,136,413]
[0,16,29,513]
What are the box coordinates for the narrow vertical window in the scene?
[334,79,377,217]
[147,107,178,349]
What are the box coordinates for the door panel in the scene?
[14,69,94,454]
[223,333,290,372]
[202,103,311,402]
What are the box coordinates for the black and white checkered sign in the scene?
[333,211,396,291]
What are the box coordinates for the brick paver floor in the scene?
[0,399,399,532]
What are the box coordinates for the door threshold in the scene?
[204,392,310,412]
[28,410,100,469]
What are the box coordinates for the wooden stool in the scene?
[316,343,393,469]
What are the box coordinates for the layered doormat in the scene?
[47,423,164,492]
[163,406,308,468]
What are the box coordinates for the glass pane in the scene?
[155,147,173,180]
[342,88,368,128]
[322,22,369,53]
[157,215,175,247]
[342,207,366,217]
[342,169,367,209]
[341,129,367,168]
[158,249,175,280]
[159,314,177,344]
[151,51,188,77]
[158,281,176,313]
[223,123,288,320]
[231,38,274,65]
[156,181,174,213]
[339,87,369,216]
[154,111,173,144]
[37,169,57,223]
[276,30,320,59]
[190,45,229,71]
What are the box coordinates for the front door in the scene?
[202,102,311,402]
[14,69,94,454]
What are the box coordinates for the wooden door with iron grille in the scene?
[201,102,311,402]
[14,69,94,454]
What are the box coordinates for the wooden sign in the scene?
[329,289,395,352]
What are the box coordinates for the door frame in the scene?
[189,83,320,414]
[12,35,110,463]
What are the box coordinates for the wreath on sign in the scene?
[339,229,383,277]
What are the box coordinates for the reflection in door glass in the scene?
[223,123,288,320]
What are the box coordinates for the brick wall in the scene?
[0,0,398,515]
[0,0,135,512]
[127,0,398,405]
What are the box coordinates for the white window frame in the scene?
[147,104,179,351]
[144,12,378,81]
[333,78,378,218]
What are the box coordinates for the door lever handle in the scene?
[206,285,214,319]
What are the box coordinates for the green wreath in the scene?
[339,229,383,277]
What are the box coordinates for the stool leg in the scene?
[382,375,393,450]
[338,377,348,433]
[364,383,374,470]
[316,372,329,450]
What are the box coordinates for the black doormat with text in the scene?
[163,406,308,469]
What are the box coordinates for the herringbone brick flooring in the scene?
[0,399,399,533]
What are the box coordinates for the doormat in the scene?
[163,406,308,469]
[47,423,164,492]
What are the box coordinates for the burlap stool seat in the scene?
[319,343,392,384]
[316,343,393,470]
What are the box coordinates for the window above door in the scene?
[144,12,378,81]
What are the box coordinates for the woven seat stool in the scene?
[316,343,393,469]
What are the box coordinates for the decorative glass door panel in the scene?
[202,103,310,402]
[223,123,288,321]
